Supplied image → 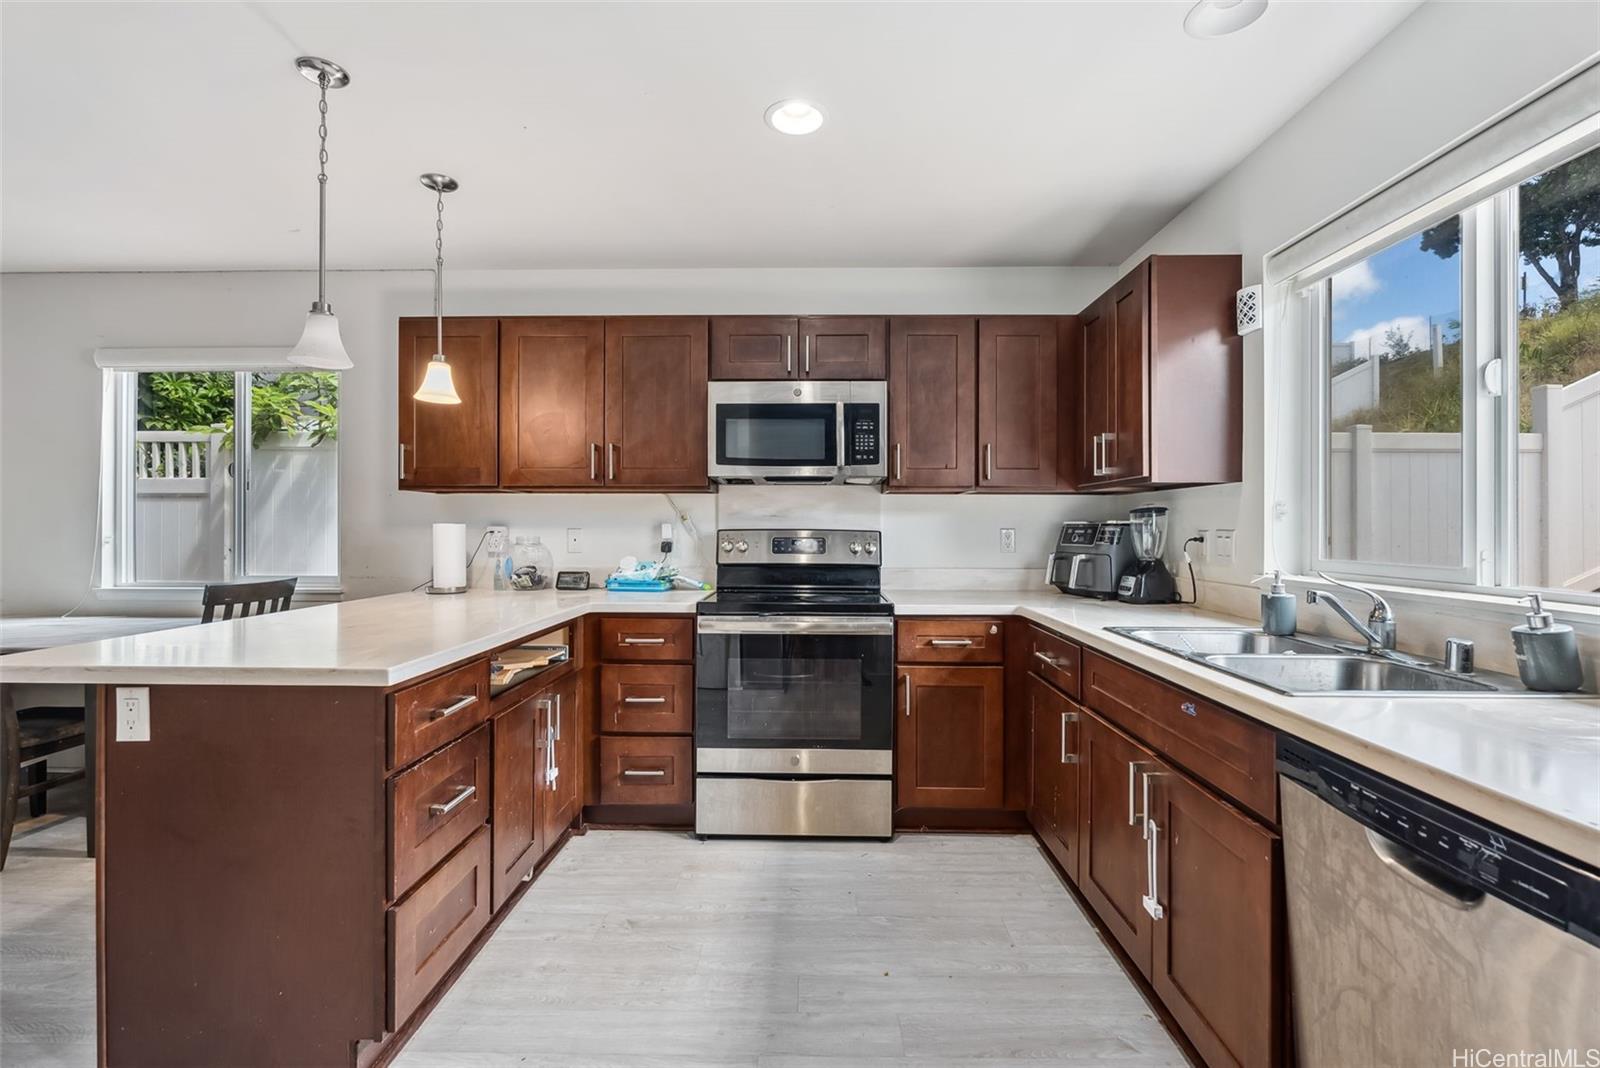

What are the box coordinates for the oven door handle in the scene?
[696,616,895,636]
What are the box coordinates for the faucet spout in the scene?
[1305,588,1395,654]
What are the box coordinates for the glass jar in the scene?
[509,535,554,591]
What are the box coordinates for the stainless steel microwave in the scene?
[707,380,887,485]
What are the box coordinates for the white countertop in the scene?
[2,586,1595,861]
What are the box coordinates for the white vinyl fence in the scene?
[1327,370,1600,590]
[133,431,337,582]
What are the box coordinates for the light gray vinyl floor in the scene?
[0,820,1188,1067]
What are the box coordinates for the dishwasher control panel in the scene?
[1278,736,1600,947]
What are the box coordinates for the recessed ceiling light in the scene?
[765,99,825,136]
[1183,0,1268,38]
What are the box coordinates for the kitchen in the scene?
[1,2,1598,1066]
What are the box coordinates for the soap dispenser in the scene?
[1253,571,1297,636]
[1510,594,1584,692]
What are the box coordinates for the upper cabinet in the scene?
[977,316,1061,491]
[603,317,710,489]
[398,317,501,489]
[887,317,976,490]
[710,316,885,380]
[1078,255,1242,490]
[500,317,606,488]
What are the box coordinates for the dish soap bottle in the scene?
[1511,594,1583,692]
[1253,571,1296,636]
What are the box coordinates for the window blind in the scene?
[93,347,296,371]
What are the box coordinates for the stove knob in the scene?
[735,539,749,553]
[849,541,863,555]
[864,542,878,556]
[720,539,735,553]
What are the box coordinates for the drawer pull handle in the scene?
[428,784,477,816]
[1179,701,1198,717]
[621,637,667,645]
[431,694,477,720]
[929,638,974,647]
[622,696,668,704]
[622,768,667,778]
[1032,650,1059,667]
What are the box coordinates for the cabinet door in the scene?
[1078,299,1112,486]
[1077,709,1155,974]
[490,698,540,911]
[499,317,605,488]
[399,317,500,488]
[710,316,797,380]
[603,318,709,489]
[1147,767,1280,1068]
[1031,676,1082,876]
[1106,262,1151,483]
[896,666,1004,810]
[1027,677,1059,842]
[887,317,976,490]
[547,673,581,836]
[800,316,886,379]
[977,317,1058,490]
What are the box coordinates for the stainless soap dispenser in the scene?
[1510,594,1583,692]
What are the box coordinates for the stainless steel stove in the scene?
[694,529,894,839]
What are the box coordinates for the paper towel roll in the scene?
[431,523,467,591]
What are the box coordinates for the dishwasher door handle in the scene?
[1364,828,1485,910]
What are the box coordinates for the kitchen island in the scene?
[1,586,1595,1067]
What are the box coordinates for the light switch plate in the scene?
[1212,529,1236,566]
[115,687,150,742]
[566,528,583,554]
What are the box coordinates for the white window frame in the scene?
[1299,141,1600,609]
[97,367,341,594]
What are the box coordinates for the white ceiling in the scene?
[0,1,1420,272]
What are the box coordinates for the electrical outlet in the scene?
[483,525,509,554]
[1194,530,1210,561]
[1000,528,1016,554]
[116,687,150,742]
[1212,529,1236,566]
[566,528,583,554]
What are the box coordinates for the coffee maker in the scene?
[1118,506,1180,604]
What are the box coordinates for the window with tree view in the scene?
[103,369,339,588]
[1310,142,1600,599]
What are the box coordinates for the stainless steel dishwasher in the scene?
[1277,737,1600,1067]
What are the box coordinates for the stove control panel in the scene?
[717,529,882,566]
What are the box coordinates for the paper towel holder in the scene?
[426,584,468,595]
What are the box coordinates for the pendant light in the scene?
[287,56,354,370]
[413,173,462,404]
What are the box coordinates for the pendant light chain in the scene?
[315,74,331,310]
[434,187,447,354]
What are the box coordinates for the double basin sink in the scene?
[1107,627,1536,697]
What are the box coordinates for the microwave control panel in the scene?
[844,403,881,467]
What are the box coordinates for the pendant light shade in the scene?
[287,57,354,370]
[414,172,462,405]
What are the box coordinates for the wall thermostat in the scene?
[555,571,591,591]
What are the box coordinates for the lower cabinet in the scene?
[388,826,492,1028]
[537,672,581,854]
[490,693,540,911]
[1027,673,1080,876]
[1077,708,1157,971]
[895,665,1005,810]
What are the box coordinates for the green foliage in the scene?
[138,371,339,448]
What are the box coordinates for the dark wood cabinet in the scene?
[398,317,500,488]
[537,672,580,849]
[800,316,886,379]
[1028,673,1080,878]
[603,317,709,489]
[710,316,797,380]
[499,317,605,488]
[1078,255,1242,489]
[1076,708,1157,974]
[896,665,1005,810]
[977,317,1060,490]
[490,694,540,910]
[886,317,976,490]
[1147,763,1280,1068]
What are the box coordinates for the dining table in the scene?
[0,615,200,856]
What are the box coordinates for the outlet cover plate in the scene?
[1000,528,1016,554]
[115,686,150,742]
[566,528,583,554]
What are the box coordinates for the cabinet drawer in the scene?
[1082,651,1276,822]
[896,618,1004,664]
[599,616,694,662]
[1027,625,1081,700]
[389,726,491,899]
[388,825,490,1029]
[599,736,694,806]
[600,664,693,734]
[390,659,490,770]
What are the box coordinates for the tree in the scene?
[1419,149,1600,309]
[1382,324,1414,361]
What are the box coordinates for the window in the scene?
[101,369,339,590]
[1304,142,1600,602]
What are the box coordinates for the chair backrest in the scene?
[201,578,298,623]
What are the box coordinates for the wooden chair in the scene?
[1,687,87,870]
[201,577,298,623]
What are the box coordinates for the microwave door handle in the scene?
[786,335,793,375]
[836,402,847,478]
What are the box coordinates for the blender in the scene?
[1118,506,1180,604]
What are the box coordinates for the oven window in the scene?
[696,631,892,750]
[716,404,837,466]
[727,651,863,742]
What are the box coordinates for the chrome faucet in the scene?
[1305,572,1396,654]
